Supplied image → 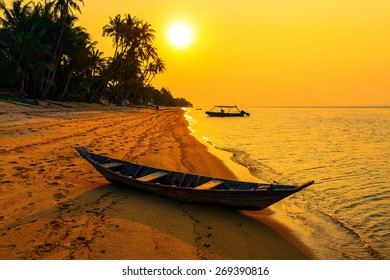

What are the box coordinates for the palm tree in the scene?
[51,0,84,19]
[40,0,84,99]
[102,13,165,103]
[143,57,165,86]
[139,21,156,47]
[0,0,36,94]
[102,14,123,58]
[0,0,31,30]
[1,2,168,105]
[57,25,90,100]
[78,44,106,100]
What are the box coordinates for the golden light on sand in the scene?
[167,22,194,49]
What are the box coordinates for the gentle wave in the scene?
[318,211,384,260]
[186,107,390,259]
[217,146,285,184]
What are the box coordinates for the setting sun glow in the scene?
[6,0,388,106]
[167,22,194,49]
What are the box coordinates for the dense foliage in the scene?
[0,0,192,107]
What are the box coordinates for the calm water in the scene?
[185,107,390,259]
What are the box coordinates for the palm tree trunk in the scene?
[42,13,66,99]
[58,71,72,100]
[42,48,61,99]
[19,71,26,95]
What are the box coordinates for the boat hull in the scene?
[95,165,296,210]
[205,111,246,117]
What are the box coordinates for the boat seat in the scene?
[195,180,223,190]
[137,171,168,182]
[101,162,124,169]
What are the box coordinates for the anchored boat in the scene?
[205,105,250,117]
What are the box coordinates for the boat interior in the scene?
[92,153,278,191]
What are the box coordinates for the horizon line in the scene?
[237,105,390,108]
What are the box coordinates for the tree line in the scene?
[0,0,192,107]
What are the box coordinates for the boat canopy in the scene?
[209,105,241,111]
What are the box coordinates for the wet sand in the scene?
[0,101,308,259]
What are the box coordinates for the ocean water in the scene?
[185,107,390,259]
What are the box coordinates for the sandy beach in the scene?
[0,100,308,260]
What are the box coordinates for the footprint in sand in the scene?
[1,180,14,184]
[56,201,76,212]
[72,236,92,246]
[49,220,61,229]
[13,166,26,171]
[54,192,66,201]
[12,173,23,178]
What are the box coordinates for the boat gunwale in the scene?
[81,149,312,193]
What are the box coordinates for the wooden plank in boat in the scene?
[101,162,124,169]
[137,171,168,182]
[195,180,223,190]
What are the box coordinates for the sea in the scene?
[184,106,390,260]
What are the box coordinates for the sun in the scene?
[167,22,194,49]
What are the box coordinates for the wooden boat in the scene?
[205,105,250,117]
[75,147,314,210]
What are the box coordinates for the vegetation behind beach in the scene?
[0,0,192,107]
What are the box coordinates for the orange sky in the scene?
[5,0,390,106]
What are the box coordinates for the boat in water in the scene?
[205,105,250,117]
[75,147,314,210]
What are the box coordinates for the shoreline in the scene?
[202,143,315,259]
[0,100,309,259]
[184,109,316,259]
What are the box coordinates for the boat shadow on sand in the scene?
[0,183,307,260]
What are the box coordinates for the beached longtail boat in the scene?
[75,147,314,210]
[205,105,250,117]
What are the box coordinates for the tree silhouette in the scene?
[0,0,191,107]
